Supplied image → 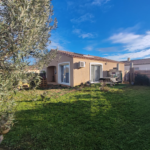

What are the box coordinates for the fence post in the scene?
[130,68,135,84]
[129,62,134,84]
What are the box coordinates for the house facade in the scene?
[122,58,150,71]
[44,50,125,87]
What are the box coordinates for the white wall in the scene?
[125,64,150,71]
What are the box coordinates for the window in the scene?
[60,64,69,83]
[91,65,100,82]
[58,62,70,85]
[134,67,139,70]
[90,63,103,83]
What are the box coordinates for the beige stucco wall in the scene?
[73,58,124,86]
[44,53,124,87]
[45,53,74,86]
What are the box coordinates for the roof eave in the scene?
[57,50,124,64]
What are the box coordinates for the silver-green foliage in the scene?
[0,0,57,135]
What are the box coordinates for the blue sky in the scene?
[48,0,150,61]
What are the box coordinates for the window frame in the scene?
[90,62,103,83]
[58,62,70,86]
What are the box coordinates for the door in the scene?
[91,65,100,82]
[60,64,69,83]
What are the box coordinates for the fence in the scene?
[125,68,150,83]
[134,70,150,79]
[124,71,130,82]
[39,79,48,88]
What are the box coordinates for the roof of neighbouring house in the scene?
[51,49,124,63]
[121,58,150,66]
[25,65,39,71]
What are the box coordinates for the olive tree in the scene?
[0,0,57,143]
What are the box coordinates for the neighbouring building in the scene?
[122,58,150,71]
[25,66,41,73]
[43,50,125,87]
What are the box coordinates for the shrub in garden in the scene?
[100,82,110,92]
[134,74,150,86]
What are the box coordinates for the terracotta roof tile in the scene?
[52,50,123,63]
[25,65,39,70]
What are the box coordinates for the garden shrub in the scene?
[100,82,110,92]
[134,74,150,86]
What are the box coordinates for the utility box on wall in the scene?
[78,61,85,68]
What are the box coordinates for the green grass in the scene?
[1,84,150,150]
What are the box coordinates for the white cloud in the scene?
[144,56,150,59]
[47,33,69,50]
[72,28,95,39]
[144,55,150,59]
[109,31,150,51]
[72,29,81,34]
[47,41,64,50]
[105,28,150,60]
[98,47,119,52]
[92,0,110,5]
[67,1,74,7]
[79,33,94,39]
[71,13,94,23]
[84,46,93,51]
[106,49,150,61]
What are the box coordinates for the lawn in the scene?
[1,84,150,150]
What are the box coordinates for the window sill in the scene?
[90,81,100,83]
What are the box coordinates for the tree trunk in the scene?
[0,135,3,144]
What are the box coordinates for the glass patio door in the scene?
[61,64,69,83]
[91,65,100,82]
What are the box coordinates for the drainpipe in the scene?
[117,63,120,71]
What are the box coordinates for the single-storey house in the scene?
[122,58,150,71]
[25,66,41,73]
[44,50,125,87]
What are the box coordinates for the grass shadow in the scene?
[2,85,150,150]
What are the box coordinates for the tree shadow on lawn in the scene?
[37,86,76,90]
[2,87,150,150]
